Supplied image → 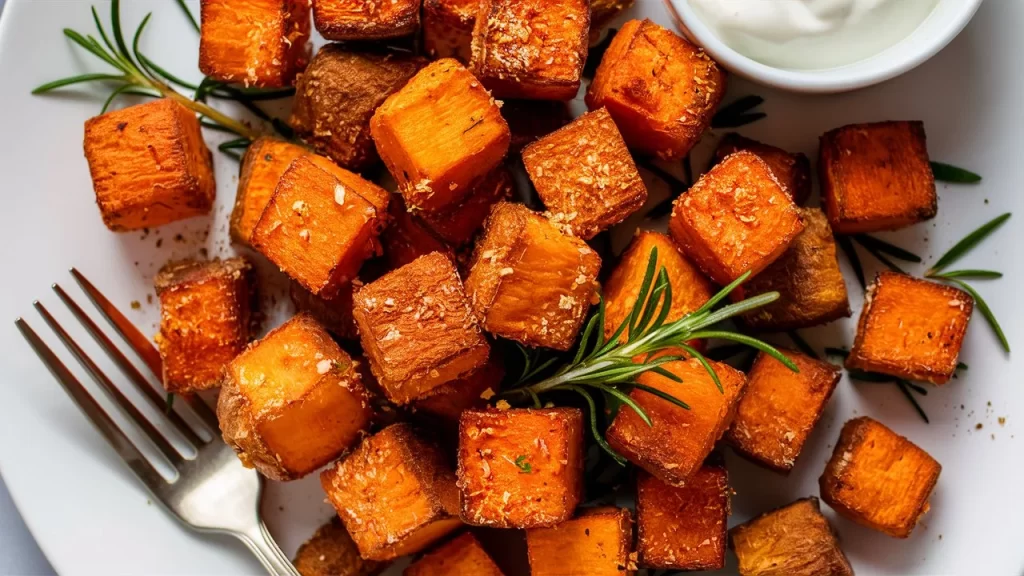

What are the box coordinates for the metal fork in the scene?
[14,268,299,576]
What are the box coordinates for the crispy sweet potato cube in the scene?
[669,151,804,285]
[218,314,373,480]
[457,408,584,528]
[501,99,573,156]
[418,167,514,247]
[293,517,386,576]
[820,121,937,234]
[725,351,840,473]
[199,0,311,88]
[289,281,357,341]
[469,0,590,101]
[820,417,941,538]
[636,464,729,571]
[252,155,389,298]
[231,138,310,245]
[312,0,420,40]
[603,231,714,344]
[406,531,504,576]
[714,134,812,206]
[83,98,215,231]
[371,59,511,212]
[585,19,725,160]
[322,423,462,560]
[526,507,633,576]
[523,108,647,240]
[847,271,972,384]
[464,202,601,351]
[730,497,853,576]
[381,197,454,270]
[353,252,490,404]
[154,258,253,394]
[735,208,850,331]
[424,0,478,63]
[606,359,747,486]
[591,0,636,36]
[413,355,504,423]
[291,45,424,172]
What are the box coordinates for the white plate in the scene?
[0,1,1020,575]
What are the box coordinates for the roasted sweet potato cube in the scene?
[231,138,310,245]
[291,45,424,172]
[585,19,725,160]
[218,314,373,480]
[729,497,853,576]
[714,134,812,206]
[847,271,972,384]
[603,231,714,344]
[312,0,420,40]
[735,208,850,331]
[413,355,504,423]
[406,532,504,576]
[424,0,478,63]
[820,121,937,234]
[464,202,601,351]
[199,0,311,87]
[293,517,386,576]
[500,99,573,156]
[251,155,389,298]
[371,59,510,212]
[457,408,584,528]
[154,258,253,394]
[321,423,462,560]
[526,507,633,575]
[819,417,941,538]
[289,281,357,341]
[381,197,454,270]
[591,0,636,36]
[606,358,746,486]
[636,464,728,571]
[669,151,804,285]
[83,98,215,231]
[523,108,647,240]
[725,351,840,473]
[469,0,590,101]
[353,252,490,404]
[418,167,514,247]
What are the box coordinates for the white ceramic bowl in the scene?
[664,0,983,93]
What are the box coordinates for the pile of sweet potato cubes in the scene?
[78,1,975,574]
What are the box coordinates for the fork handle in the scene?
[237,521,300,576]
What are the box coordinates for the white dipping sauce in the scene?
[688,0,940,70]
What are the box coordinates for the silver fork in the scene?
[14,268,299,576]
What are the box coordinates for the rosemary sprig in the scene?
[712,95,766,129]
[931,161,982,183]
[835,235,867,289]
[825,348,929,423]
[926,213,1010,275]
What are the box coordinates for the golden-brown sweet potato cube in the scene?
[591,1,636,36]
[218,314,373,480]
[199,0,311,87]
[730,497,853,576]
[293,517,386,576]
[603,231,714,344]
[424,0,478,63]
[371,59,511,212]
[418,167,514,247]
[585,19,725,160]
[154,258,253,394]
[464,202,602,351]
[469,0,590,101]
[735,208,850,331]
[353,252,490,404]
[725,351,840,473]
[289,281,358,341]
[321,423,461,560]
[251,156,389,299]
[636,464,728,571]
[413,355,504,423]
[381,197,454,270]
[819,417,941,538]
[526,507,633,575]
[231,138,310,245]
[714,134,812,206]
[83,98,215,231]
[820,121,937,234]
[312,0,420,40]
[847,271,972,384]
[457,408,584,528]
[606,359,747,486]
[406,531,504,576]
[523,108,647,240]
[501,99,572,156]
[291,45,424,172]
[669,151,804,285]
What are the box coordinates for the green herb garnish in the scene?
[712,95,766,129]
[165,392,175,414]
[514,455,533,474]
[931,161,982,184]
[835,235,867,289]
[825,348,929,423]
